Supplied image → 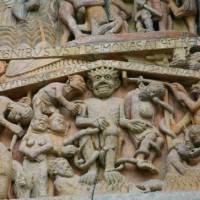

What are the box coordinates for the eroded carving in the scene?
[75,67,125,186]
[32,75,86,118]
[119,80,174,174]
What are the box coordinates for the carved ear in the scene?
[87,78,93,90]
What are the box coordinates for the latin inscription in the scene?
[0,37,199,60]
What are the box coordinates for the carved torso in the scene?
[85,97,123,125]
[129,89,155,123]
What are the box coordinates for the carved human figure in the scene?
[0,96,32,198]
[150,0,172,31]
[121,82,174,173]
[113,0,169,32]
[107,0,132,33]
[32,75,86,118]
[12,160,30,198]
[48,112,79,158]
[75,67,125,185]
[0,143,12,199]
[168,0,197,33]
[19,114,53,198]
[58,0,86,45]
[48,157,86,196]
[77,0,128,35]
[133,0,155,32]
[0,96,33,139]
[167,125,200,175]
[168,81,200,134]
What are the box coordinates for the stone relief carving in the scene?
[0,0,200,199]
[0,0,199,50]
[75,67,124,186]
[0,68,200,198]
[118,81,173,174]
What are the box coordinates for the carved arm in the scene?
[19,135,53,159]
[0,114,24,137]
[76,116,98,128]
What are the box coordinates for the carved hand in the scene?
[12,125,25,138]
[95,117,109,130]
[67,102,81,115]
[126,120,148,133]
[62,145,79,157]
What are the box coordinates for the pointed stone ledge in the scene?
[0,60,199,95]
[11,192,200,200]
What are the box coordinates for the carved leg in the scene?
[135,133,159,174]
[34,159,48,197]
[79,136,98,185]
[148,136,164,163]
[0,176,11,199]
[23,158,48,198]
[59,2,85,40]
[60,14,85,39]
[185,16,196,34]
[159,2,169,31]
[105,17,124,34]
[167,149,187,175]
[13,160,30,198]
[104,126,123,185]
[168,0,179,16]
[60,26,70,47]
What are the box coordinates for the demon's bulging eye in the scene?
[104,74,112,80]
[95,75,102,81]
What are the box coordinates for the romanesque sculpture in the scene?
[11,0,40,23]
[48,157,88,196]
[120,81,173,173]
[168,81,200,134]
[75,67,125,185]
[32,75,86,118]
[168,0,197,33]
[0,0,200,199]
[58,0,86,45]
[0,143,12,199]
[134,0,155,32]
[0,96,33,148]
[19,114,53,198]
[167,125,200,175]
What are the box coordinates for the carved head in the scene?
[191,81,200,99]
[87,67,121,98]
[49,112,69,134]
[188,125,200,147]
[8,102,33,126]
[64,75,86,100]
[139,82,165,101]
[31,114,48,132]
[48,158,74,178]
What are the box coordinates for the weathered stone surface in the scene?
[10,192,200,200]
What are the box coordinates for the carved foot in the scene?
[136,160,159,174]
[104,171,123,185]
[79,171,97,185]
